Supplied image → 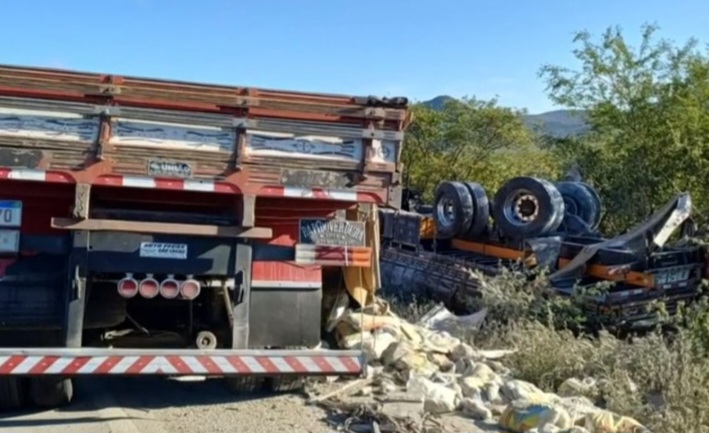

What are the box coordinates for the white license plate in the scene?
[0,201,22,227]
[0,229,19,253]
[655,268,691,286]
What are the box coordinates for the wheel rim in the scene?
[503,189,539,226]
[435,196,456,228]
[562,197,579,216]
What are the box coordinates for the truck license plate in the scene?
[0,201,22,227]
[0,230,20,253]
[655,268,691,286]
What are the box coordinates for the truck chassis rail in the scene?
[0,348,365,377]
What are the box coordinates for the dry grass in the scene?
[386,268,709,433]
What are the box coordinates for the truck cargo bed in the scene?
[0,64,410,207]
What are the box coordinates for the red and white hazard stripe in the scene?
[260,186,372,203]
[0,348,364,376]
[94,175,238,193]
[0,168,378,203]
[0,168,73,183]
[295,244,372,267]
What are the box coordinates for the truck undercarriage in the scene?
[380,178,706,331]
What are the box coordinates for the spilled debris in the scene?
[310,300,650,433]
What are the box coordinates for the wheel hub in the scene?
[515,194,539,222]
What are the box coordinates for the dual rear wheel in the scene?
[433,177,602,239]
[0,377,72,412]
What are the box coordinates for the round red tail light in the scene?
[159,279,181,299]
[138,278,160,299]
[117,278,139,298]
[180,279,201,300]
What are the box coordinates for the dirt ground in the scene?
[0,377,498,433]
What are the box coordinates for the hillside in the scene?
[422,95,589,137]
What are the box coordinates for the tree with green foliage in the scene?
[540,24,709,233]
[402,97,561,202]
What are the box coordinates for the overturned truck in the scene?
[380,176,705,329]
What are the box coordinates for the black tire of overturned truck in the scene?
[0,377,25,411]
[433,181,474,239]
[461,181,491,238]
[555,181,602,230]
[492,177,565,238]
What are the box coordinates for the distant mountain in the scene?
[421,95,589,138]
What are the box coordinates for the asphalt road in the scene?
[0,377,335,433]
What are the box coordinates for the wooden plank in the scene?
[51,217,272,239]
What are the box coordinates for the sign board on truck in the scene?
[299,218,366,247]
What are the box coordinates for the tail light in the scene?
[138,277,160,299]
[117,276,139,298]
[160,278,181,299]
[180,278,201,300]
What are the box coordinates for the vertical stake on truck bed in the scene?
[63,231,89,348]
[231,241,252,349]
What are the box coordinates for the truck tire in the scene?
[0,377,25,411]
[461,182,490,238]
[224,377,265,394]
[492,177,565,238]
[433,181,473,239]
[28,377,72,408]
[266,376,306,393]
[555,181,602,230]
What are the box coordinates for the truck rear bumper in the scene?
[0,348,365,377]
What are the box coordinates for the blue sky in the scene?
[1,0,708,113]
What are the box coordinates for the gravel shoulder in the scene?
[0,377,336,433]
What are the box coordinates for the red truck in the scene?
[0,65,410,409]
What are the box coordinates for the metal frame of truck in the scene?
[0,64,411,409]
[379,193,706,329]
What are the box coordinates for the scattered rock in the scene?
[364,329,398,361]
[557,377,598,398]
[427,352,454,371]
[503,380,554,402]
[583,410,650,433]
[460,375,487,399]
[395,351,438,376]
[323,298,645,433]
[460,397,492,420]
[484,382,504,405]
[406,375,459,414]
[450,343,475,361]
[380,398,425,424]
[381,341,414,366]
[355,386,374,397]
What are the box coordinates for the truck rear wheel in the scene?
[0,377,25,411]
[224,376,265,394]
[28,377,73,408]
[266,376,305,393]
